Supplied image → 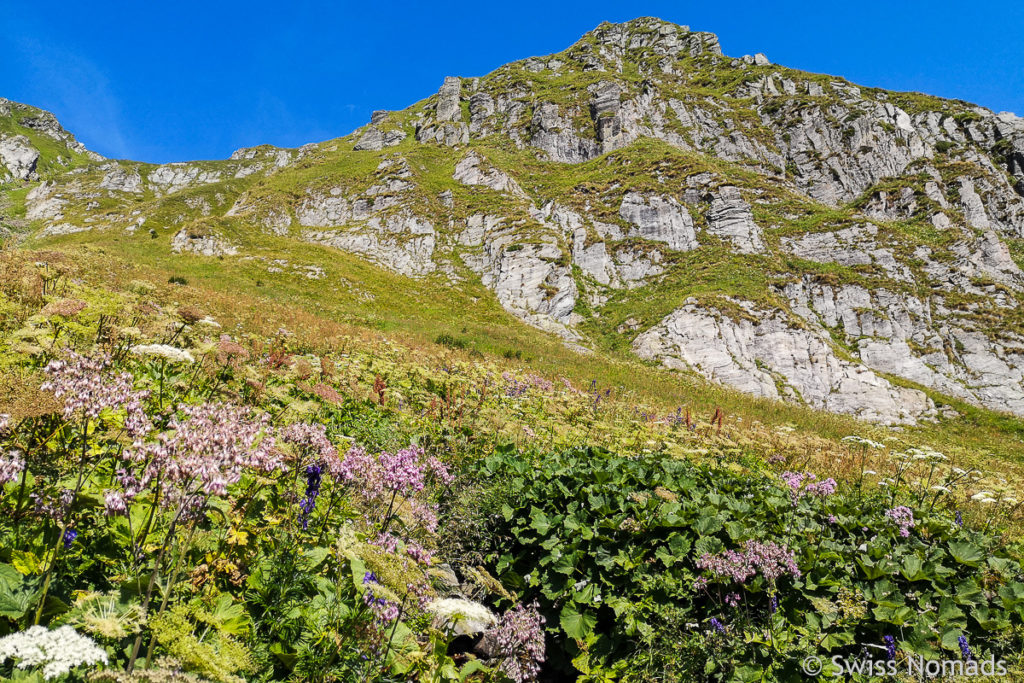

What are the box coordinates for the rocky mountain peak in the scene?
[581,17,721,57]
[8,21,1024,428]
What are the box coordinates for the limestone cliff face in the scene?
[7,17,1024,425]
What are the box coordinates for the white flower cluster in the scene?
[897,446,947,462]
[130,344,195,364]
[0,625,108,680]
[842,435,886,449]
[426,598,496,635]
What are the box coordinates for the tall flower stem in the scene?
[143,522,198,667]
[127,504,185,672]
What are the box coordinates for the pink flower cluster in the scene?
[41,351,151,437]
[501,372,554,397]
[335,445,452,531]
[492,602,546,683]
[780,471,837,502]
[103,490,128,516]
[33,488,74,521]
[885,506,916,538]
[363,590,400,623]
[696,540,801,584]
[0,449,24,486]
[124,402,282,500]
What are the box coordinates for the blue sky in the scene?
[3,1,1022,163]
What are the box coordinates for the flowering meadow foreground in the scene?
[2,251,1024,682]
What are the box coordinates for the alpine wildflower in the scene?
[885,506,916,538]
[491,602,546,683]
[958,635,973,662]
[298,463,323,530]
[884,635,896,661]
[0,625,107,680]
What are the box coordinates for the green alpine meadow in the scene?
[3,15,1024,682]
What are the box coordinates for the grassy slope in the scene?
[3,21,1024,495]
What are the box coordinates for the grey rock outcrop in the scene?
[149,164,221,195]
[459,214,581,343]
[170,229,238,257]
[619,193,698,251]
[0,135,40,181]
[99,165,143,193]
[783,277,1024,415]
[435,77,463,122]
[531,102,600,163]
[704,186,764,253]
[453,152,525,196]
[304,212,436,277]
[633,298,934,424]
[780,224,911,281]
[354,127,406,151]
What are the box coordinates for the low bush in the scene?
[480,447,1024,681]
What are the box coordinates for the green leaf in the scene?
[857,556,890,580]
[529,507,552,535]
[899,555,926,581]
[10,551,42,576]
[936,598,965,625]
[560,604,597,641]
[458,660,490,681]
[948,541,983,566]
[940,627,965,652]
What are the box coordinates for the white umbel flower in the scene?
[0,625,108,679]
[130,344,195,364]
[842,435,885,449]
[426,598,496,635]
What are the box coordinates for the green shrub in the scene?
[479,447,1024,681]
[434,333,468,350]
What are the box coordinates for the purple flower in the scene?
[884,635,896,661]
[103,490,128,517]
[335,445,448,531]
[42,351,152,436]
[280,422,336,460]
[709,617,726,634]
[492,602,546,683]
[362,571,379,585]
[406,541,433,565]
[124,402,282,501]
[885,506,916,538]
[298,463,323,530]
[697,540,801,585]
[955,510,963,527]
[371,532,400,554]
[0,450,25,486]
[780,471,837,503]
[63,529,78,549]
[958,635,973,662]
[769,594,779,614]
[34,488,75,523]
[724,592,741,607]
[362,590,399,623]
